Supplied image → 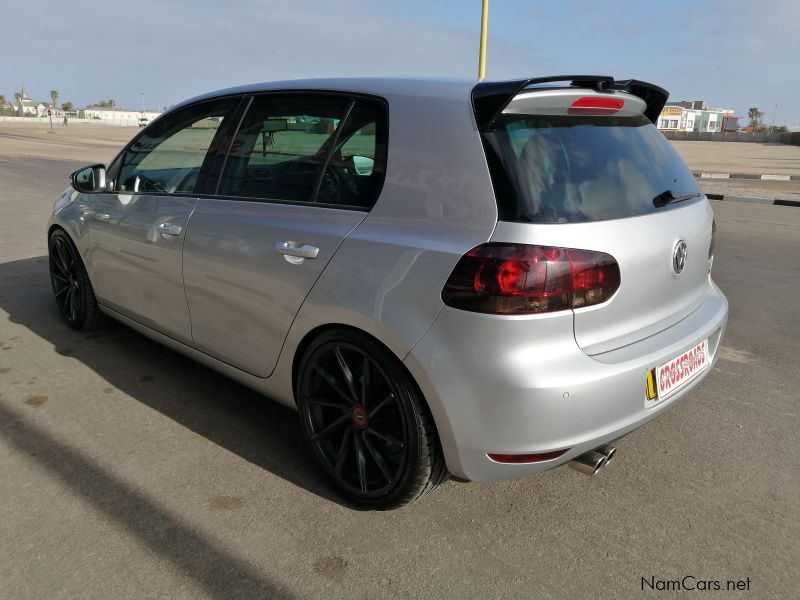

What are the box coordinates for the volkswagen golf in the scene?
[48,76,728,508]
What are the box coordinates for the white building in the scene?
[80,107,162,121]
[14,89,50,117]
[658,101,739,133]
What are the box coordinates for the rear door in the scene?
[482,88,713,354]
[182,93,387,376]
[88,97,238,342]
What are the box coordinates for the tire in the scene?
[297,329,448,509]
[48,229,105,330]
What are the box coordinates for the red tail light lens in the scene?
[567,96,624,115]
[487,449,569,464]
[442,243,620,315]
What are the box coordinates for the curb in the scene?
[693,172,800,181]
[706,194,800,207]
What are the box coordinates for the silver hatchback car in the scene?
[48,76,727,508]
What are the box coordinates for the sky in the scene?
[2,0,798,124]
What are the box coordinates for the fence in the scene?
[0,116,141,127]
[662,130,800,146]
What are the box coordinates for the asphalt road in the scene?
[1,134,799,599]
[671,140,800,175]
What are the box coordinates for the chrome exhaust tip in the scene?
[568,450,607,476]
[595,443,617,465]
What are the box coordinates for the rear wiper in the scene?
[652,189,702,208]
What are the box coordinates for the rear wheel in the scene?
[48,229,105,330]
[297,330,447,509]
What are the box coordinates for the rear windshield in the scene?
[481,114,702,223]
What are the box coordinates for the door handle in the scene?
[275,242,319,261]
[156,223,183,237]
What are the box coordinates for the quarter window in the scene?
[317,100,386,207]
[116,98,235,194]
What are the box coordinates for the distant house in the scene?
[657,100,740,133]
[15,89,50,117]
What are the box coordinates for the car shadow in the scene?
[0,255,347,508]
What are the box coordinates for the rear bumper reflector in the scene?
[487,449,569,464]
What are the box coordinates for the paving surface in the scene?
[1,123,799,599]
[698,178,800,201]
[671,141,800,176]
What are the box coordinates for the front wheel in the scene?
[48,229,105,330]
[297,330,447,509]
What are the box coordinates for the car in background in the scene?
[138,116,149,127]
[47,76,727,509]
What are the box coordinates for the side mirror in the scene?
[351,155,375,176]
[70,164,107,193]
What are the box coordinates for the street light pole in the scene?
[141,92,145,116]
[770,104,778,133]
[478,0,489,81]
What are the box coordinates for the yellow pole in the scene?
[478,0,489,81]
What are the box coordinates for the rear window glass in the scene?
[482,114,702,223]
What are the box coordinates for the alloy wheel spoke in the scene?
[334,346,360,403]
[366,428,404,448]
[362,434,394,484]
[68,286,78,320]
[312,363,355,405]
[54,241,71,276]
[51,272,69,285]
[304,396,349,411]
[353,430,368,494]
[368,393,395,419]
[54,285,69,298]
[360,357,370,407]
[332,427,353,475]
[63,287,73,311]
[311,412,350,442]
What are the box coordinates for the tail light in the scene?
[567,96,624,116]
[441,243,620,315]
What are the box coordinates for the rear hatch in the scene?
[478,81,713,354]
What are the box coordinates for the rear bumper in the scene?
[404,280,728,482]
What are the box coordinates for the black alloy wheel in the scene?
[298,330,447,509]
[48,229,104,330]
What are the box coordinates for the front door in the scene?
[87,97,237,342]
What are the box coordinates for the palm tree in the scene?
[747,107,764,131]
[50,90,59,108]
[0,95,6,115]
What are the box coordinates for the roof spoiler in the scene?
[472,75,669,129]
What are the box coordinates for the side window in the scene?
[317,99,387,208]
[217,94,350,203]
[116,98,234,194]
[218,95,387,209]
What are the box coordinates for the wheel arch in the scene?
[48,222,67,239]
[291,323,448,461]
[292,323,405,399]
[48,223,89,275]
